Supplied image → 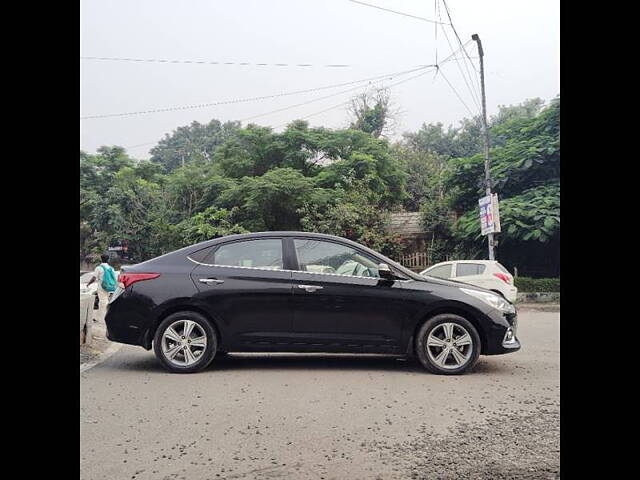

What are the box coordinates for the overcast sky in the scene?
[80,0,559,159]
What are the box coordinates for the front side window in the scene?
[424,264,452,279]
[456,263,486,277]
[294,239,380,278]
[212,239,283,270]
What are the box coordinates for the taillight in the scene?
[118,273,160,289]
[493,273,511,284]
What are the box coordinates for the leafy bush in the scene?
[514,277,560,292]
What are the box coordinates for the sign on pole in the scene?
[492,193,501,233]
[479,194,501,235]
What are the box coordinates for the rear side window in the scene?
[456,263,486,277]
[424,264,452,279]
[188,246,216,264]
[212,239,283,269]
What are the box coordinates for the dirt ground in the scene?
[80,308,560,479]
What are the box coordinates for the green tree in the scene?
[449,97,560,276]
[178,207,248,245]
[150,119,241,172]
[348,89,396,138]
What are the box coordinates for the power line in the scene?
[441,0,479,74]
[347,0,449,25]
[125,141,158,149]
[436,1,481,113]
[125,68,437,149]
[438,68,475,117]
[440,0,482,104]
[81,56,354,68]
[273,67,436,129]
[120,44,474,149]
[80,65,432,120]
[434,0,439,66]
[240,66,433,123]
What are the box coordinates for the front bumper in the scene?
[482,308,521,355]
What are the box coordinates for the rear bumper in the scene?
[105,289,155,349]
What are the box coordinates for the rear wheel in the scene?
[153,311,217,373]
[415,314,481,375]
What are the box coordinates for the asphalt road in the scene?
[80,309,560,480]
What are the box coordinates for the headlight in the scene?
[460,288,515,313]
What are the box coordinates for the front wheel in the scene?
[153,311,217,373]
[415,314,481,375]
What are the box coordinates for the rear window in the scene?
[496,263,511,274]
[424,264,452,279]
[213,239,283,269]
[456,263,486,277]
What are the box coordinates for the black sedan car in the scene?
[106,232,520,374]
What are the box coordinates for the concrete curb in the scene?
[517,303,560,312]
[516,292,560,303]
[80,341,124,374]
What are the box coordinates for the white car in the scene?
[80,272,98,295]
[420,260,518,303]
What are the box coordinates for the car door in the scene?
[288,237,411,353]
[189,237,294,350]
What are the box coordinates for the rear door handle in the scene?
[199,278,225,285]
[298,284,323,292]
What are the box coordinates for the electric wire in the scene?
[80,65,432,120]
[440,0,482,102]
[239,65,434,123]
[347,0,449,25]
[441,0,479,74]
[436,1,481,113]
[438,68,475,117]
[273,67,436,129]
[119,40,473,150]
[81,56,353,68]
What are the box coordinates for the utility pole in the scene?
[472,33,495,261]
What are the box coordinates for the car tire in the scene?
[153,311,217,373]
[415,313,481,375]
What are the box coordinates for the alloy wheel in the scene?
[425,322,474,370]
[161,319,208,367]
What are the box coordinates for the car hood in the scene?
[416,275,496,295]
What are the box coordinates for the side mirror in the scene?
[378,263,395,280]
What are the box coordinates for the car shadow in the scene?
[105,350,512,375]
[208,353,425,373]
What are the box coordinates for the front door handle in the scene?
[298,284,323,292]
[199,278,225,285]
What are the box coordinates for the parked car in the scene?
[80,272,98,295]
[80,270,121,309]
[106,232,520,375]
[80,272,99,309]
[420,260,517,302]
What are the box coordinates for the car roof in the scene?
[426,260,497,265]
[183,231,380,251]
[136,231,424,280]
[450,260,498,264]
